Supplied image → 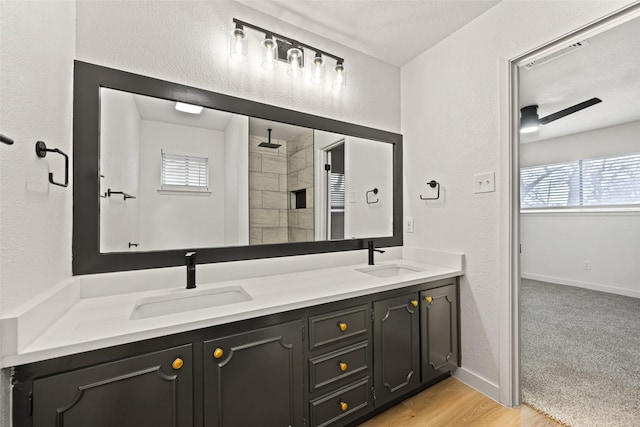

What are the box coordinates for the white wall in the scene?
[520,119,640,297]
[224,114,249,246]
[401,0,635,399]
[344,137,393,238]
[75,1,400,134]
[521,119,640,167]
[0,0,76,421]
[138,120,226,250]
[99,89,141,252]
[521,212,640,297]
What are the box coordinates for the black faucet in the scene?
[185,252,196,289]
[368,241,385,265]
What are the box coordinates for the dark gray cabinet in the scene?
[421,284,458,383]
[307,304,373,427]
[372,293,421,407]
[15,278,460,427]
[203,320,303,427]
[31,344,193,427]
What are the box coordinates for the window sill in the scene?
[158,189,211,196]
[521,206,640,215]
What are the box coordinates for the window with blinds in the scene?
[160,150,209,192]
[330,172,345,211]
[521,152,640,209]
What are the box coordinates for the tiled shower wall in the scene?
[287,130,314,242]
[249,135,289,244]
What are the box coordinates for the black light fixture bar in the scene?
[232,18,344,63]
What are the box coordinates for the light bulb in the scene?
[229,27,248,63]
[332,62,346,90]
[262,36,278,70]
[310,54,326,85]
[287,47,303,77]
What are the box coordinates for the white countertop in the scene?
[0,247,463,367]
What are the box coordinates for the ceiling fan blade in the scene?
[539,97,602,125]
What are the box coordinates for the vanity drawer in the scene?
[309,304,369,350]
[309,377,371,427]
[309,341,369,392]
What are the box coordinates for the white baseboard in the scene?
[452,367,500,403]
[521,273,640,298]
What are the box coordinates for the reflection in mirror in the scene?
[314,130,393,240]
[248,118,314,245]
[99,88,249,252]
[77,60,402,274]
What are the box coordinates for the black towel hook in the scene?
[35,141,69,188]
[1,134,14,145]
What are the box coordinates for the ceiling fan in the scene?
[520,97,602,134]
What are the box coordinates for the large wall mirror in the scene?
[73,61,402,274]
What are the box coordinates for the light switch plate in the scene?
[473,171,495,193]
[349,191,356,203]
[406,217,414,233]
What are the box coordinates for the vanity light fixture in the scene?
[230,18,345,89]
[175,102,204,114]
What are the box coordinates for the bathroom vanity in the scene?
[7,255,461,427]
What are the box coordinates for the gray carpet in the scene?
[521,279,640,427]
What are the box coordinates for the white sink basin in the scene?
[356,264,424,278]
[130,286,252,319]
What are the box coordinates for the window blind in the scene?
[161,150,209,191]
[521,152,640,209]
[330,172,345,210]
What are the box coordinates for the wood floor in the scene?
[358,377,563,427]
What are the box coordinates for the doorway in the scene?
[509,4,640,426]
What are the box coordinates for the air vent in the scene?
[523,40,589,70]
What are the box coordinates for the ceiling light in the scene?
[519,105,540,134]
[175,102,203,114]
[229,24,248,63]
[230,18,345,90]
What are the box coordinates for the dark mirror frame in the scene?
[73,61,403,275]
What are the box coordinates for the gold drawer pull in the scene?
[172,358,184,370]
[338,322,348,332]
[411,299,418,307]
[340,401,348,412]
[425,296,433,303]
[213,348,224,359]
[339,362,348,372]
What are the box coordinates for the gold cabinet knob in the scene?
[213,348,224,359]
[411,300,418,307]
[338,322,348,332]
[340,401,348,412]
[339,362,348,372]
[172,358,184,370]
[425,296,433,303]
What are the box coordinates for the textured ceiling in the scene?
[519,16,640,143]
[235,0,501,66]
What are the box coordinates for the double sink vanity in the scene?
[1,62,463,426]
[5,248,462,427]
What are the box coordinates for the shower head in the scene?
[258,128,281,149]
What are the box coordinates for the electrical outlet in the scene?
[473,171,495,193]
[406,217,414,233]
[583,261,591,270]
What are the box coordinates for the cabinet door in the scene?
[203,320,303,427]
[373,293,420,407]
[421,284,458,383]
[32,345,193,427]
